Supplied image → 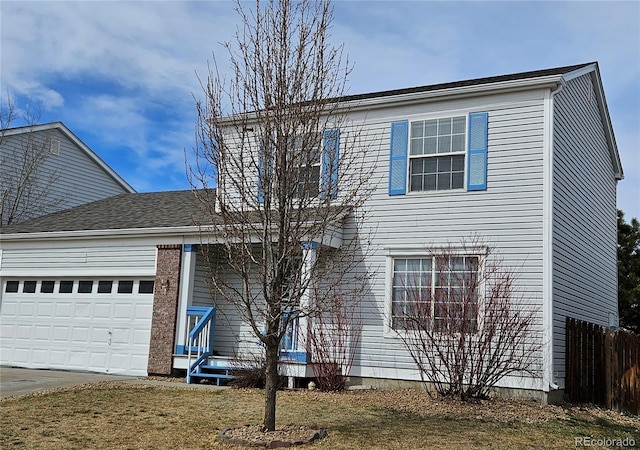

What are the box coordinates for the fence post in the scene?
[604,327,612,410]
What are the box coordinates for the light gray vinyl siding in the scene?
[0,242,157,277]
[0,127,129,224]
[551,73,618,388]
[193,251,263,358]
[332,89,549,388]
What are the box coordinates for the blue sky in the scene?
[1,1,639,219]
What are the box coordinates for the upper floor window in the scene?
[258,129,340,203]
[409,116,466,192]
[292,133,321,199]
[389,112,488,195]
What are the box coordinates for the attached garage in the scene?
[0,278,155,376]
[0,190,210,376]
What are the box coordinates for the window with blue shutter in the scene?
[466,112,488,191]
[257,137,273,204]
[389,121,409,195]
[321,128,340,200]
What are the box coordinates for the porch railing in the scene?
[184,306,216,383]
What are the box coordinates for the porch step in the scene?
[189,365,235,386]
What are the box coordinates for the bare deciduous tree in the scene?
[393,239,541,401]
[190,0,375,430]
[1,95,64,226]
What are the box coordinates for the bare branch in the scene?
[189,0,376,430]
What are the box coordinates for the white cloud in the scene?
[1,0,637,216]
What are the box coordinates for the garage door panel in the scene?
[33,325,51,340]
[133,329,151,345]
[16,325,32,339]
[18,302,34,316]
[50,350,67,365]
[71,327,90,343]
[135,304,153,320]
[89,352,108,370]
[55,302,72,317]
[36,303,54,317]
[12,348,29,363]
[1,300,18,316]
[32,348,50,363]
[52,326,69,342]
[75,303,92,319]
[94,303,111,319]
[92,327,110,342]
[114,303,131,319]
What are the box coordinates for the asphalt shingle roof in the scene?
[0,190,213,234]
[339,62,593,103]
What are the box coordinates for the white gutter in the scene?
[0,226,207,242]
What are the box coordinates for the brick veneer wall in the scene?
[147,244,182,375]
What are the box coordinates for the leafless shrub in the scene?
[393,239,541,401]
[307,290,362,391]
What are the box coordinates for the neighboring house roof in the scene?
[0,190,211,234]
[2,121,136,193]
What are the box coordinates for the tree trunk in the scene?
[263,340,279,431]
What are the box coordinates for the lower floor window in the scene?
[391,255,479,332]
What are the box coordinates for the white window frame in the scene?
[384,247,486,337]
[291,131,322,200]
[408,115,467,193]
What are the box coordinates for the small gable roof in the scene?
[2,121,136,193]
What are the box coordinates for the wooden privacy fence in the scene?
[566,317,639,415]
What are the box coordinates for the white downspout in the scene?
[542,79,565,396]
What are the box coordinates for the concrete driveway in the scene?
[0,366,138,398]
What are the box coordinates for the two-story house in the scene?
[1,122,135,225]
[0,62,622,402]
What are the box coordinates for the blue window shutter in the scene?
[257,137,273,203]
[467,112,488,191]
[321,128,340,200]
[257,137,265,203]
[389,121,408,195]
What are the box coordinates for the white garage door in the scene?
[0,278,154,376]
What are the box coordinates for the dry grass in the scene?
[1,382,638,449]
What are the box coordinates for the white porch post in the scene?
[298,241,318,354]
[175,244,197,354]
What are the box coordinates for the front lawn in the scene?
[1,382,638,449]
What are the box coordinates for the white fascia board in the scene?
[342,76,564,113]
[561,63,598,82]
